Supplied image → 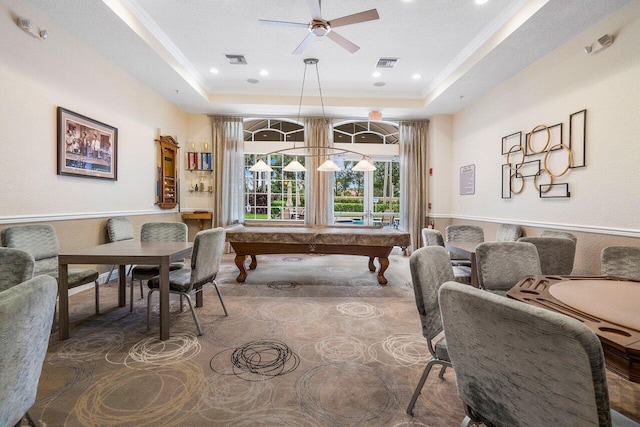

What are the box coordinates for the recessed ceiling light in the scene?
[247,79,259,84]
[372,71,381,78]
[475,0,489,4]
[412,73,422,80]
[373,82,386,87]
[259,69,269,76]
[209,67,219,74]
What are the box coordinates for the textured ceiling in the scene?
[27,0,632,119]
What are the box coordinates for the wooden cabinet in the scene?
[156,135,179,209]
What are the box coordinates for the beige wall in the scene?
[427,2,640,275]
[0,0,189,257]
[448,1,640,232]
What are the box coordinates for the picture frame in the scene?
[57,107,117,180]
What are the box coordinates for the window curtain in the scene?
[304,117,334,225]
[399,120,429,253]
[211,116,244,228]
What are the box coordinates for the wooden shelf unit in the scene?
[156,135,179,209]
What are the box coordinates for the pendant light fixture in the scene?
[250,58,376,173]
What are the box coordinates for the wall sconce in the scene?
[17,17,49,40]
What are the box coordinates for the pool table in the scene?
[225,223,411,284]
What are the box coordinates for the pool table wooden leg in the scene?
[377,257,389,285]
[234,255,247,282]
[368,257,376,272]
[249,255,257,270]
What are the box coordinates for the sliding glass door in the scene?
[333,158,399,227]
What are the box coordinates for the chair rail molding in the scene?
[428,213,640,239]
[0,209,167,225]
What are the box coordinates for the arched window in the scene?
[243,119,305,221]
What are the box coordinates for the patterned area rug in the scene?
[29,252,640,426]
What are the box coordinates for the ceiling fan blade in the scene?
[326,31,359,53]
[329,9,379,28]
[259,19,309,28]
[306,0,322,20]
[293,31,316,55]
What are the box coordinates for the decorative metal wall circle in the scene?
[510,172,525,194]
[534,169,553,193]
[526,124,551,154]
[543,143,573,177]
[506,144,525,170]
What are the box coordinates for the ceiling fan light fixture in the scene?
[249,159,273,173]
[352,157,377,172]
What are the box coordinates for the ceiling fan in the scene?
[259,0,379,54]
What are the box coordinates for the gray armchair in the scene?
[541,229,577,242]
[0,248,35,292]
[438,281,639,427]
[406,246,454,415]
[519,236,576,275]
[1,225,101,312]
[496,223,523,241]
[601,246,640,280]
[147,227,228,335]
[104,216,135,284]
[421,229,470,284]
[475,241,541,296]
[130,222,187,312]
[0,275,58,427]
[445,225,484,267]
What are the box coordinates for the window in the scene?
[244,119,305,221]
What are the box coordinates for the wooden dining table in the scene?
[508,275,640,383]
[58,240,193,341]
[444,241,480,287]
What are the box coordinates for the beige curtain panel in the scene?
[304,117,334,225]
[211,116,244,229]
[399,120,430,253]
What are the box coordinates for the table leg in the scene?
[249,255,257,270]
[118,265,126,307]
[368,257,376,272]
[377,257,389,285]
[159,259,170,340]
[234,255,247,282]
[58,263,70,340]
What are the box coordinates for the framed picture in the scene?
[57,107,117,180]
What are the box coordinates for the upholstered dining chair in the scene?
[0,247,35,292]
[541,229,578,242]
[406,246,454,416]
[600,246,640,280]
[421,228,471,285]
[445,225,484,267]
[146,227,228,336]
[1,224,101,312]
[130,222,188,312]
[495,223,523,241]
[0,274,58,427]
[475,241,541,296]
[104,216,135,284]
[519,236,576,275]
[438,281,639,427]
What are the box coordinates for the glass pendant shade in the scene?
[283,158,307,172]
[351,158,377,172]
[249,159,273,173]
[317,159,341,172]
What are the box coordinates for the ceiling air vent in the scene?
[225,54,247,65]
[376,57,399,69]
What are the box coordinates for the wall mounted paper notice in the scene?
[460,164,475,195]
